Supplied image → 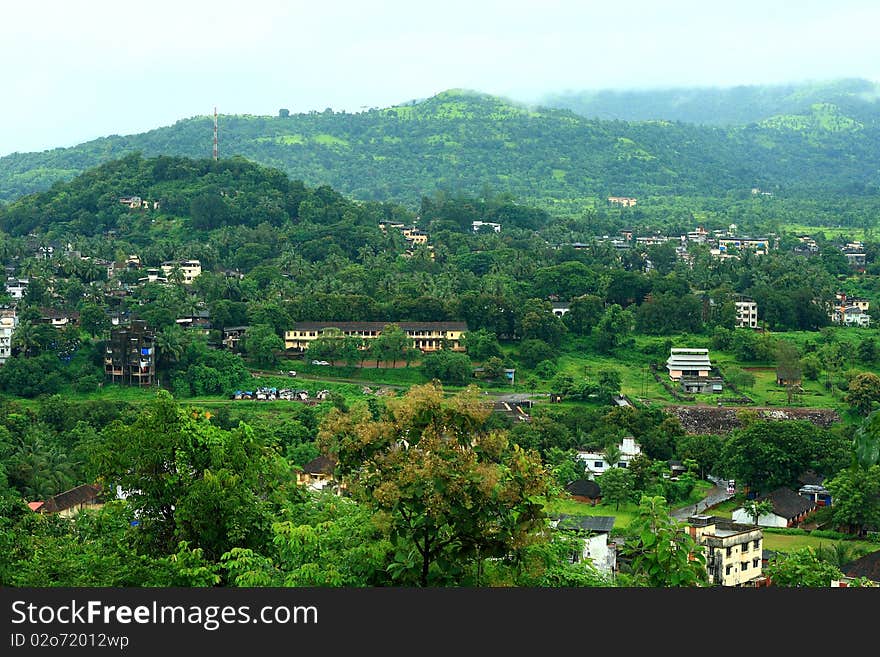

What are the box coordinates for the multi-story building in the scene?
[608,196,637,207]
[831,293,871,327]
[104,319,157,386]
[222,326,249,352]
[0,309,17,365]
[666,348,712,380]
[717,237,770,255]
[687,515,766,587]
[161,259,202,285]
[734,296,759,329]
[284,322,468,353]
[5,277,28,300]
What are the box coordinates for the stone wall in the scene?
[667,405,841,434]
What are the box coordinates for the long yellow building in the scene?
[284,322,468,352]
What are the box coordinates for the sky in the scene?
[2,0,879,156]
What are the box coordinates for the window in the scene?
[618,462,627,468]
[753,558,759,568]
[741,561,748,571]
[725,565,732,576]
[753,539,760,550]
[726,546,733,557]
[594,462,604,468]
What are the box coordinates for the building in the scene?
[731,487,817,528]
[576,437,642,477]
[104,319,157,386]
[28,484,104,518]
[136,268,169,285]
[284,322,468,353]
[222,326,249,352]
[37,308,80,328]
[686,227,710,243]
[296,455,338,492]
[608,196,637,207]
[687,515,766,587]
[5,277,28,300]
[161,259,202,285]
[717,237,770,255]
[842,248,866,271]
[551,514,617,576]
[0,309,17,365]
[735,296,759,329]
[564,479,602,505]
[472,220,501,233]
[666,348,712,380]
[551,302,570,318]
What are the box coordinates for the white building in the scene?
[735,297,759,329]
[552,515,617,576]
[5,277,28,300]
[551,302,570,318]
[577,437,642,476]
[472,220,501,233]
[0,310,17,365]
[160,259,202,285]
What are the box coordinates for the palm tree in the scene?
[603,442,623,471]
[814,542,868,571]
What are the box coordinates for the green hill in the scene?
[1,86,879,208]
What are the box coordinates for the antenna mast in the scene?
[212,107,219,160]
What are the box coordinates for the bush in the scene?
[810,529,854,540]
[72,373,102,394]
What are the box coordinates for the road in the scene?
[671,475,734,521]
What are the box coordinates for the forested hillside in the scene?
[2,86,879,207]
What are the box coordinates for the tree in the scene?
[421,350,473,386]
[518,339,555,369]
[742,499,774,525]
[563,295,604,336]
[721,420,822,493]
[596,368,622,404]
[853,410,880,469]
[845,372,880,416]
[461,329,503,361]
[594,305,633,354]
[825,465,880,534]
[620,495,707,587]
[94,391,298,559]
[597,467,633,510]
[241,324,283,369]
[724,366,756,391]
[370,324,410,367]
[318,383,548,586]
[765,548,844,587]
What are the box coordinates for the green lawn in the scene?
[761,532,880,555]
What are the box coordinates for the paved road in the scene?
[671,475,734,521]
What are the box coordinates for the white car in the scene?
[311,360,330,366]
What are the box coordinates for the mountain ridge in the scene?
[1,81,879,207]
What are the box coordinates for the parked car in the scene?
[287,370,297,377]
[311,360,330,366]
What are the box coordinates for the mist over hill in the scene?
[540,78,880,125]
